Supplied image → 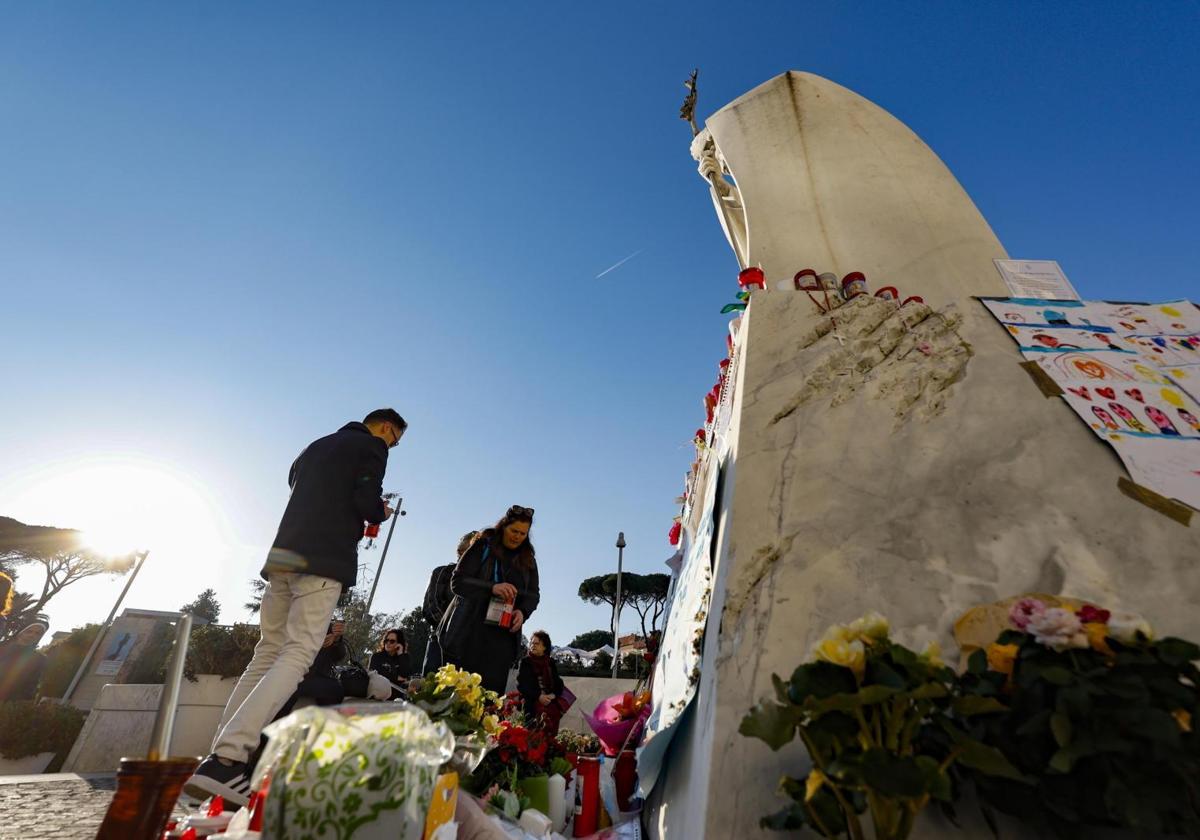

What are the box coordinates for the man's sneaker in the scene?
[183,754,252,807]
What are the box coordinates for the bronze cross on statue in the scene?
[679,69,699,137]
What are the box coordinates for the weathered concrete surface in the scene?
[647,71,1200,839]
[63,676,237,773]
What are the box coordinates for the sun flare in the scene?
[24,457,231,564]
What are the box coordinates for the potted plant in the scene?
[958,599,1200,836]
[740,613,1023,839]
[0,700,87,774]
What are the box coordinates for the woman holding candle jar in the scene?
[440,505,540,694]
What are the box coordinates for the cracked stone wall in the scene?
[646,71,1200,840]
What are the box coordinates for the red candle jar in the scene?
[841,272,868,300]
[737,266,766,289]
[793,268,820,290]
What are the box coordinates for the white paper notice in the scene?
[994,259,1080,301]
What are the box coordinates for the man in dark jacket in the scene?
[186,409,406,806]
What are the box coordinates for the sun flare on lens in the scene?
[25,457,230,564]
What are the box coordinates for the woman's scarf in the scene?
[527,652,553,691]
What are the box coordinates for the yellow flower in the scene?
[804,769,826,802]
[919,640,944,667]
[1173,709,1192,733]
[483,714,501,735]
[1082,622,1115,657]
[986,643,1018,676]
[813,636,866,680]
[847,612,890,644]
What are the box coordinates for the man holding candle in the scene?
[185,409,406,805]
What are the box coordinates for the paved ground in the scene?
[0,773,192,840]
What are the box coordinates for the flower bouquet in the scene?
[463,720,573,821]
[959,598,1200,836]
[408,664,501,776]
[584,690,651,756]
[740,613,1023,840]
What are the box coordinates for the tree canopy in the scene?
[180,588,221,623]
[568,629,613,652]
[0,516,137,637]
[578,571,672,639]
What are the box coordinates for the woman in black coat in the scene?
[369,628,411,698]
[443,505,540,694]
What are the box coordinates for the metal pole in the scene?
[60,549,149,704]
[613,532,625,678]
[366,497,404,614]
[148,612,192,761]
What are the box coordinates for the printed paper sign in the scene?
[994,260,1080,301]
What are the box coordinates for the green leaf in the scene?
[866,660,906,690]
[739,702,800,750]
[1048,713,1071,749]
[760,802,807,831]
[860,748,926,798]
[916,756,953,802]
[771,673,789,704]
[1037,666,1074,686]
[789,661,858,703]
[967,648,988,674]
[909,682,949,700]
[1137,708,1182,746]
[952,695,1008,716]
[1048,747,1074,774]
[953,735,1030,783]
[805,684,897,714]
[1156,637,1200,666]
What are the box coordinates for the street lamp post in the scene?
[366,495,405,615]
[613,532,625,679]
[61,549,150,705]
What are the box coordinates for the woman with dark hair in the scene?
[443,505,541,694]
[517,630,565,736]
[369,628,410,698]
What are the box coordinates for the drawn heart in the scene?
[1096,387,1116,399]
[1068,386,1091,400]
[1124,388,1144,403]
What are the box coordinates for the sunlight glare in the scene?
[27,457,232,567]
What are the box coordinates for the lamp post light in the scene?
[613,532,625,679]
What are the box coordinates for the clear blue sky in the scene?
[1,3,1197,648]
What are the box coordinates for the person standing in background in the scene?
[420,530,477,675]
[517,629,566,736]
[0,615,49,701]
[185,409,406,806]
[369,627,411,699]
[442,506,540,694]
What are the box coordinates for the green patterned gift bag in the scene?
[255,702,455,840]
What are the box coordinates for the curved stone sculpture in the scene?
[647,71,1200,839]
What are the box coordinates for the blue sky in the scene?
[1,3,1196,649]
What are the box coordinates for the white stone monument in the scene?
[646,71,1200,839]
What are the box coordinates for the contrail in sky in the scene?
[594,248,644,279]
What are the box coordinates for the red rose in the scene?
[1077,605,1111,624]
